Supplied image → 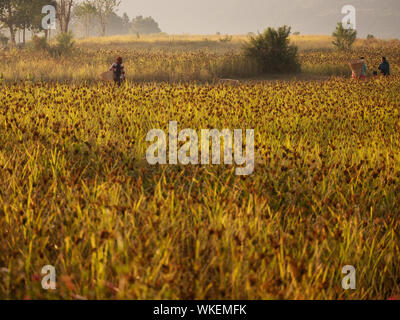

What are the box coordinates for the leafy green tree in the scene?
[92,0,121,37]
[130,15,161,35]
[105,12,130,35]
[332,22,357,50]
[0,0,21,45]
[74,0,97,37]
[121,12,129,29]
[18,0,56,44]
[0,0,56,45]
[243,25,300,73]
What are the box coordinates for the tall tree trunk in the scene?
[57,0,74,33]
[65,0,73,33]
[23,28,26,45]
[9,27,16,45]
[59,19,65,33]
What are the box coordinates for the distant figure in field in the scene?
[109,57,126,86]
[378,57,390,76]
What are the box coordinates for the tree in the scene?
[105,12,130,35]
[92,0,120,37]
[332,22,357,50]
[130,15,161,35]
[243,25,300,73]
[16,0,56,44]
[121,12,129,29]
[0,0,48,45]
[56,0,74,33]
[17,0,33,43]
[74,0,97,37]
[0,0,21,45]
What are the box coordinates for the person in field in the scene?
[378,57,390,76]
[359,57,368,80]
[351,57,367,80]
[109,57,126,86]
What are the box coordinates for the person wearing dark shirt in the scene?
[109,57,126,86]
[378,57,390,76]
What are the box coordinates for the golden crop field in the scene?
[1,35,399,82]
[1,75,400,299]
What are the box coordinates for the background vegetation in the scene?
[0,34,399,81]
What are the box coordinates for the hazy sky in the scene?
[118,0,400,38]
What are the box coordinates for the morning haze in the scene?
[119,0,400,38]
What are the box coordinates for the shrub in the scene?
[29,32,76,58]
[367,34,375,40]
[332,22,357,50]
[31,35,49,51]
[45,32,76,57]
[243,25,300,73]
[219,35,232,43]
[54,32,75,55]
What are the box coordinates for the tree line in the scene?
[0,0,162,46]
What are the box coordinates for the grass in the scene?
[0,34,399,82]
[1,77,400,299]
